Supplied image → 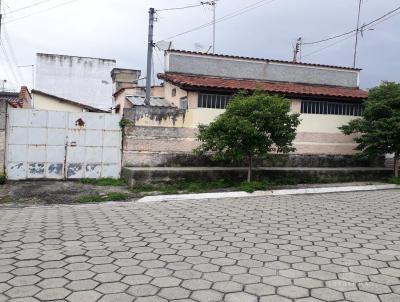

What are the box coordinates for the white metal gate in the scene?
[6,109,121,180]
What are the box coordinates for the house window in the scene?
[172,88,177,97]
[301,100,363,116]
[198,93,233,109]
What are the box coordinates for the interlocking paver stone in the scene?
[66,290,102,302]
[1,190,400,301]
[34,288,70,300]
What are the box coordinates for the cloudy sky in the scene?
[1,0,399,91]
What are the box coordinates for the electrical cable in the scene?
[4,0,80,24]
[159,0,277,41]
[303,5,400,45]
[302,33,356,58]
[2,26,25,83]
[156,3,203,12]
[7,0,55,14]
[302,6,400,58]
[0,42,20,86]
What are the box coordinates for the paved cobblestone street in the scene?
[1,190,400,302]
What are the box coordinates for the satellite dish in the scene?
[155,41,173,51]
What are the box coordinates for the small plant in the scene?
[78,192,130,203]
[78,194,104,203]
[388,177,400,185]
[0,174,6,185]
[239,180,272,193]
[106,192,130,201]
[80,178,127,187]
[119,118,135,128]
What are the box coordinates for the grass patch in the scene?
[0,174,6,185]
[78,192,130,203]
[80,178,127,187]
[388,177,400,185]
[239,180,273,193]
[130,173,387,196]
[131,179,235,195]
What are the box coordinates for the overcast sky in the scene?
[1,0,399,91]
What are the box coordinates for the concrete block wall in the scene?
[123,126,200,167]
[166,51,360,88]
[122,124,384,168]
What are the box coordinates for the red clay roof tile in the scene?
[159,73,368,100]
[168,49,362,71]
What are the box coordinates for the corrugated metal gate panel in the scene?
[6,109,121,180]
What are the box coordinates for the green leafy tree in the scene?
[196,91,300,182]
[340,81,400,177]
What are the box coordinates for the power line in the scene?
[160,0,277,42]
[2,26,24,83]
[302,7,400,59]
[4,0,80,24]
[302,34,356,59]
[303,5,400,46]
[0,42,20,86]
[7,0,55,14]
[156,3,203,12]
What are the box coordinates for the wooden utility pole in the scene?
[145,7,155,105]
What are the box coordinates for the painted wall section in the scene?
[298,114,358,134]
[6,109,121,180]
[33,92,88,112]
[36,53,116,110]
[122,97,361,167]
[166,52,359,88]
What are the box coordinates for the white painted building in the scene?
[36,53,116,111]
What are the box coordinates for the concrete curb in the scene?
[137,184,400,203]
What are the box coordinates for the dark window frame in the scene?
[300,100,363,116]
[198,93,233,109]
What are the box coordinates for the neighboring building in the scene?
[36,53,116,111]
[111,68,165,115]
[32,90,107,113]
[0,87,32,174]
[0,87,32,109]
[122,49,368,167]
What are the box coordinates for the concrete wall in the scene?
[0,102,7,174]
[36,53,116,110]
[122,96,363,167]
[33,92,87,112]
[166,52,359,88]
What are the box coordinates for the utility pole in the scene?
[292,37,302,62]
[201,1,217,53]
[145,7,155,106]
[353,0,362,68]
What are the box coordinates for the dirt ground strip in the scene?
[0,181,135,207]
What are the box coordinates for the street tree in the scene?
[340,81,400,177]
[196,91,300,182]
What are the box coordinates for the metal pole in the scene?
[145,7,155,105]
[353,0,362,68]
[212,1,216,53]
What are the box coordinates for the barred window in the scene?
[198,93,233,109]
[301,100,363,116]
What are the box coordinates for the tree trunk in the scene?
[247,155,253,182]
[395,153,399,178]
